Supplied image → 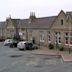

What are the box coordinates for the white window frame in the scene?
[48,31,51,43]
[29,31,33,41]
[65,32,69,45]
[55,32,61,44]
[40,31,45,42]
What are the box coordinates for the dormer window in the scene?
[61,19,63,25]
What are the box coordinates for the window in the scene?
[55,32,57,35]
[40,31,45,42]
[65,37,68,44]
[22,33,25,35]
[48,31,51,43]
[59,37,61,43]
[55,32,61,44]
[48,31,50,35]
[29,31,33,41]
[22,32,26,40]
[70,33,72,45]
[70,38,72,44]
[65,32,69,45]
[61,19,63,25]
[65,32,68,37]
[70,33,72,37]
[64,32,72,45]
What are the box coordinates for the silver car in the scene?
[4,39,13,46]
[17,41,38,50]
[17,41,27,50]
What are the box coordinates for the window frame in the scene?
[47,31,51,43]
[55,32,61,44]
[61,19,63,25]
[40,31,45,42]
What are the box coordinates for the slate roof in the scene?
[18,16,56,29]
[0,21,6,28]
[0,11,72,29]
[66,12,72,15]
[66,11,72,18]
[12,19,20,28]
[0,16,59,29]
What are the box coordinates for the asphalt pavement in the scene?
[0,42,72,72]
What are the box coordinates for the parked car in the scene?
[17,41,38,50]
[25,42,33,50]
[0,38,5,42]
[17,41,27,50]
[9,40,19,48]
[4,39,13,46]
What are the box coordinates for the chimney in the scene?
[29,12,36,22]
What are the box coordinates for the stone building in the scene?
[0,10,72,48]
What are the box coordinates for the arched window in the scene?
[61,19,63,25]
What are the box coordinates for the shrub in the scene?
[59,46,64,51]
[48,43,54,49]
[13,34,21,41]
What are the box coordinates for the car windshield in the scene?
[8,40,12,42]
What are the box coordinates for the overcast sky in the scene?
[0,0,72,21]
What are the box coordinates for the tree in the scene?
[13,34,21,41]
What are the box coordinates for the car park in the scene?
[4,39,13,46]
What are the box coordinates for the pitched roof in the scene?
[66,11,72,18]
[66,11,72,15]
[12,19,20,28]
[0,21,6,28]
[0,16,56,29]
[18,16,56,29]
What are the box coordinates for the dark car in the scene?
[9,40,19,48]
[25,42,33,50]
[0,38,5,42]
[25,42,38,50]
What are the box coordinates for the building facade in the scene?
[0,10,72,48]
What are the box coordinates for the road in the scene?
[0,42,72,72]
